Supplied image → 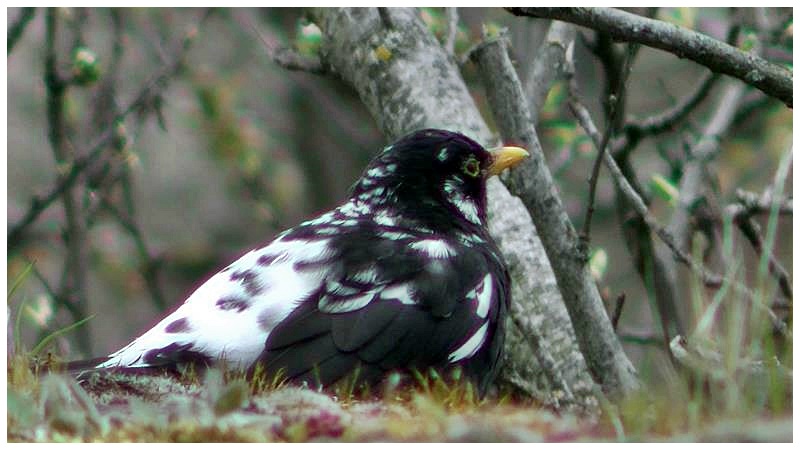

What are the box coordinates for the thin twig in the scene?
[507,7,793,107]
[590,32,686,343]
[732,214,792,299]
[622,71,719,144]
[8,12,209,251]
[269,46,328,74]
[8,7,36,54]
[611,293,626,332]
[525,21,576,129]
[101,198,167,310]
[44,8,93,354]
[443,7,458,57]
[568,91,790,339]
[580,43,638,243]
[732,188,793,216]
[242,15,328,75]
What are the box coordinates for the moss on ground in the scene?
[6,358,792,442]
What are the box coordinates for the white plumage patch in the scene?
[338,200,371,217]
[373,209,397,227]
[326,279,360,296]
[319,291,376,313]
[457,232,485,246]
[443,178,481,225]
[379,231,413,240]
[98,237,330,370]
[469,273,493,319]
[380,283,416,305]
[409,239,456,258]
[366,167,385,178]
[448,321,489,363]
[302,211,336,227]
[351,267,379,284]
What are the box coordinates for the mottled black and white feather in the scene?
[89,129,513,393]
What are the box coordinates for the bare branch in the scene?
[271,46,327,74]
[8,11,209,252]
[622,70,719,142]
[101,198,168,310]
[666,81,746,266]
[581,43,637,243]
[732,214,792,299]
[568,87,790,338]
[44,8,92,354]
[524,21,576,131]
[8,7,36,54]
[670,335,793,381]
[611,294,626,332]
[732,188,793,216]
[470,33,640,397]
[443,7,458,57]
[239,14,328,75]
[507,7,793,107]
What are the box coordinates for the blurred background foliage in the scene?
[6,7,792,392]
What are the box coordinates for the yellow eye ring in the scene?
[463,157,481,178]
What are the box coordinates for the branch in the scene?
[732,188,793,216]
[581,42,637,242]
[622,70,719,143]
[524,21,576,125]
[8,7,36,54]
[101,198,167,310]
[269,46,328,74]
[8,13,208,252]
[670,335,793,382]
[732,214,792,300]
[44,8,92,354]
[507,7,793,108]
[470,34,640,397]
[568,88,790,339]
[611,294,626,332]
[666,80,746,267]
[239,14,328,75]
[443,7,458,57]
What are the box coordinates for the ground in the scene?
[6,362,792,442]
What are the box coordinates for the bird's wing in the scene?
[97,234,336,370]
[257,225,508,388]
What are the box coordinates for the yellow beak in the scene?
[488,146,529,176]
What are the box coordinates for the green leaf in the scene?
[740,29,759,52]
[589,248,608,281]
[71,46,101,85]
[650,174,679,206]
[296,20,322,56]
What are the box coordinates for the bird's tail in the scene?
[30,356,110,376]
[63,357,112,373]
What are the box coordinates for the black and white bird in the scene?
[72,129,528,394]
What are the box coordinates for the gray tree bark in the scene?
[311,7,636,407]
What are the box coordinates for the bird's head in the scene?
[351,129,528,230]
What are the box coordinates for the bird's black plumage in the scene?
[80,129,527,395]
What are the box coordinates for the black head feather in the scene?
[351,129,494,231]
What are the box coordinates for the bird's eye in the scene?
[462,157,481,178]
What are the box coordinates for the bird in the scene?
[67,129,529,395]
